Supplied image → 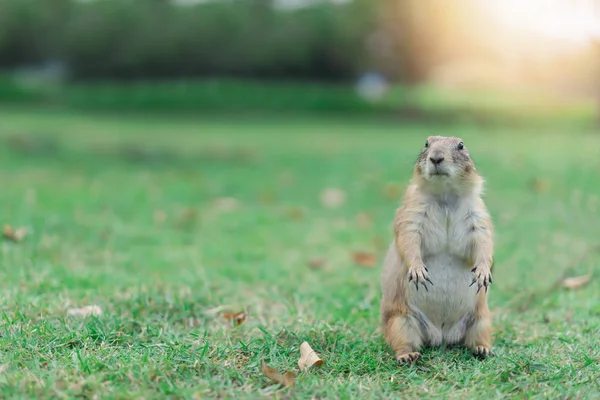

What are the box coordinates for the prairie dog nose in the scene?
[429,155,444,165]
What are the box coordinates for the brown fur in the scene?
[380,136,495,364]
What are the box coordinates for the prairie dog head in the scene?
[413,135,482,196]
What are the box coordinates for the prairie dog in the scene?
[380,135,494,364]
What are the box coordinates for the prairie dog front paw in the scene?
[473,346,494,358]
[470,265,492,293]
[397,352,421,364]
[408,264,433,291]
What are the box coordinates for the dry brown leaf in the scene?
[259,191,277,205]
[320,188,346,208]
[352,251,377,268]
[175,208,199,229]
[203,305,233,316]
[372,235,387,251]
[67,305,103,317]
[3,225,27,242]
[213,197,240,213]
[542,314,550,324]
[383,182,403,199]
[153,210,167,224]
[529,178,550,194]
[356,212,373,229]
[222,311,247,326]
[260,359,296,387]
[307,259,325,269]
[565,310,573,322]
[286,207,305,220]
[561,274,592,289]
[298,341,323,371]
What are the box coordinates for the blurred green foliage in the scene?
[0,74,594,129]
[0,0,379,81]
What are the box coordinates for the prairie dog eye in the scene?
[425,140,429,148]
[457,142,464,150]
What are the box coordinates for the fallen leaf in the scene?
[204,305,244,319]
[356,212,373,229]
[565,310,573,322]
[67,305,103,317]
[222,311,247,326]
[213,197,240,213]
[298,341,324,371]
[383,182,403,199]
[542,314,551,324]
[69,382,83,392]
[153,210,167,224]
[261,358,296,387]
[3,225,28,242]
[561,274,592,289]
[352,251,378,268]
[203,305,232,315]
[307,259,325,269]
[320,188,346,208]
[372,235,387,251]
[529,178,550,194]
[175,208,199,230]
[259,191,277,205]
[286,207,305,220]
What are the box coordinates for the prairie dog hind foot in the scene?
[380,135,496,364]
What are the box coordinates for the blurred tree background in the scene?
[0,0,380,81]
[0,0,598,124]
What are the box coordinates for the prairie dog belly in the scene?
[408,253,477,346]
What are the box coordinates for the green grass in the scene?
[0,108,599,399]
[1,74,596,128]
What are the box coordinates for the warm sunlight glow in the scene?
[481,0,600,45]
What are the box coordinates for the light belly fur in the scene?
[408,253,477,346]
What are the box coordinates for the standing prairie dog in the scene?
[380,135,494,363]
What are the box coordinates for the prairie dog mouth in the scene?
[429,165,450,177]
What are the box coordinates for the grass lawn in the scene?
[0,108,599,399]
[1,75,596,128]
